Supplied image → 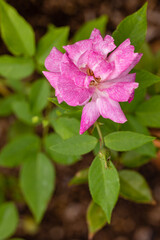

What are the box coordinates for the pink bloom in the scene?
[43,29,142,134]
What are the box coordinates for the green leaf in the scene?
[136,95,160,127]
[87,201,107,239]
[69,168,88,186]
[0,134,40,167]
[9,239,25,240]
[36,25,69,69]
[29,78,50,114]
[136,42,156,73]
[73,15,108,42]
[0,202,19,240]
[49,107,82,126]
[0,55,35,79]
[51,117,80,139]
[104,131,155,152]
[93,118,119,155]
[134,142,156,158]
[112,3,147,51]
[44,133,80,165]
[121,115,156,157]
[8,121,33,141]
[48,97,81,112]
[89,154,120,223]
[120,87,146,113]
[6,78,23,92]
[121,114,149,134]
[96,117,119,135]
[7,120,34,140]
[20,153,55,223]
[51,135,98,156]
[0,0,35,56]
[135,69,160,89]
[0,192,5,205]
[0,94,22,117]
[119,170,154,203]
[120,151,150,168]
[12,99,33,125]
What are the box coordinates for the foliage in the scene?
[0,1,159,239]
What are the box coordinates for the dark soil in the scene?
[1,0,160,240]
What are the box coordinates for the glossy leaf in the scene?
[87,201,107,238]
[120,151,150,168]
[36,25,69,69]
[6,78,23,92]
[51,117,80,139]
[48,97,81,112]
[29,78,50,114]
[121,88,146,113]
[112,3,147,51]
[0,55,35,79]
[73,15,108,42]
[94,117,119,138]
[44,133,80,165]
[135,69,160,89]
[136,95,160,127]
[0,202,19,239]
[69,168,88,185]
[104,131,155,152]
[0,0,35,56]
[0,134,40,167]
[49,107,82,125]
[12,100,33,125]
[8,121,33,141]
[51,135,98,156]
[119,170,154,203]
[136,42,156,73]
[20,153,55,223]
[121,115,149,134]
[89,154,120,223]
[121,115,156,157]
[134,142,156,158]
[0,94,22,117]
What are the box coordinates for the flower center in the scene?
[87,69,101,86]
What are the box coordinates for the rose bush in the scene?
[0,1,160,238]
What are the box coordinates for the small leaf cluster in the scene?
[0,1,160,239]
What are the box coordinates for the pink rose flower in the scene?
[43,28,142,134]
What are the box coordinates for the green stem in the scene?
[95,121,104,149]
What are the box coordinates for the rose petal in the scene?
[99,73,136,89]
[108,39,141,79]
[77,50,91,70]
[114,73,136,83]
[61,54,94,88]
[128,91,135,103]
[106,82,139,102]
[42,71,60,89]
[45,47,63,72]
[119,53,143,77]
[90,28,103,41]
[43,71,63,102]
[63,39,92,66]
[58,75,92,106]
[97,96,127,123]
[80,101,100,134]
[90,29,116,57]
[87,51,113,80]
